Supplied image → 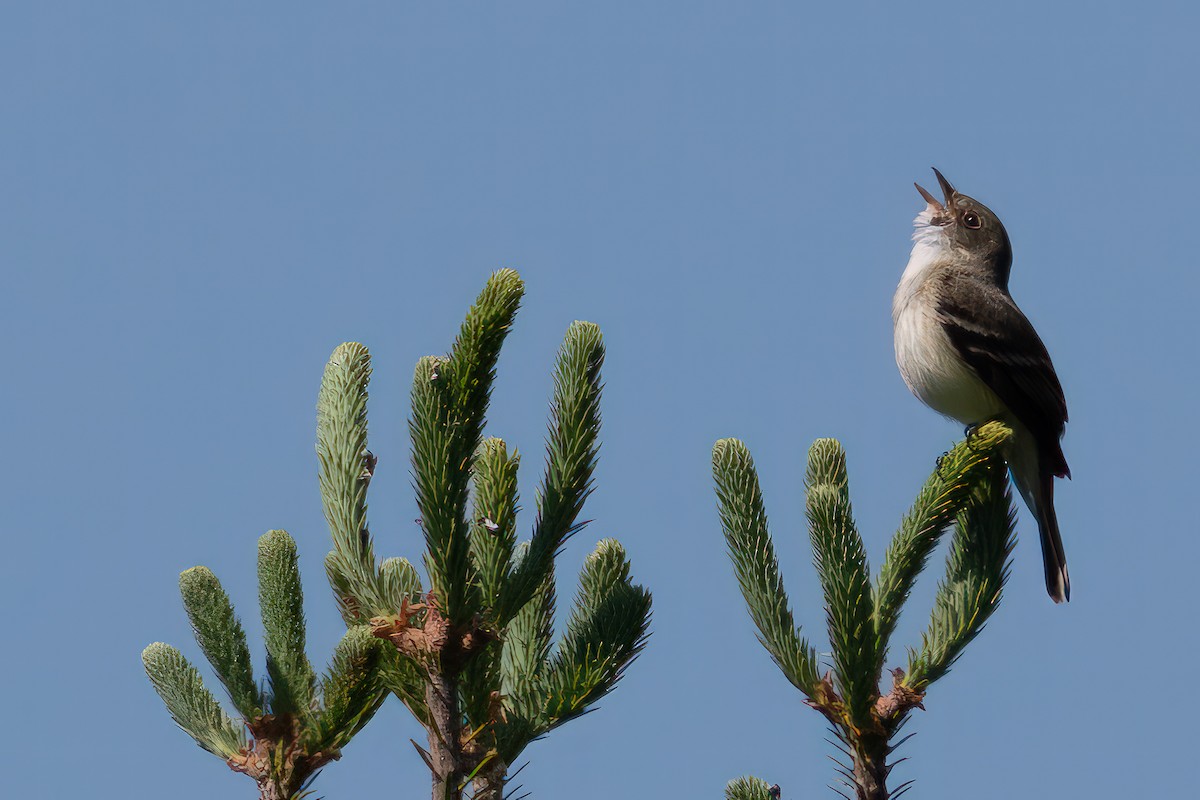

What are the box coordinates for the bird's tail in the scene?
[1034,471,1070,603]
[1007,435,1071,603]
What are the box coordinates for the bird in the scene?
[892,168,1071,603]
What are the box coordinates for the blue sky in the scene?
[2,3,1195,798]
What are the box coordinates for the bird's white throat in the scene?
[892,208,1004,426]
[903,207,951,287]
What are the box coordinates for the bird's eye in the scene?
[962,210,982,229]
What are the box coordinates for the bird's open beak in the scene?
[915,167,956,223]
[914,181,942,212]
[932,168,956,204]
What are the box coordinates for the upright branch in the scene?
[319,270,652,800]
[725,777,781,800]
[714,422,1016,800]
[143,530,388,800]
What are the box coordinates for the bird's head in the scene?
[914,168,1013,281]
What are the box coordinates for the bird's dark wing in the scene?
[936,285,1070,477]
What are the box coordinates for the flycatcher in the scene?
[893,168,1071,603]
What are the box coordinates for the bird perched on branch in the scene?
[892,168,1071,602]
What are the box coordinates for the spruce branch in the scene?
[258,530,316,716]
[499,544,556,717]
[179,566,262,719]
[716,422,1017,800]
[489,540,650,771]
[804,439,875,730]
[459,640,503,741]
[725,777,778,800]
[408,353,465,619]
[317,341,378,609]
[713,438,820,696]
[326,550,366,626]
[380,645,431,727]
[310,272,650,800]
[308,626,389,754]
[142,642,247,759]
[872,421,1013,672]
[541,566,652,729]
[312,337,433,730]
[904,455,1015,690]
[470,437,521,607]
[379,556,424,612]
[574,538,632,608]
[410,270,525,627]
[500,321,604,625]
[444,268,525,457]
[147,536,387,800]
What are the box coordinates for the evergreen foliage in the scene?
[144,531,388,800]
[178,565,261,720]
[318,270,652,800]
[714,422,1017,800]
[142,642,247,760]
[258,530,316,717]
[725,776,779,800]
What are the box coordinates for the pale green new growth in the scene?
[713,439,819,696]
[179,566,261,719]
[142,642,246,759]
[906,454,1015,689]
[144,270,647,800]
[804,439,876,730]
[714,421,1016,800]
[470,437,521,607]
[499,543,555,712]
[145,531,388,800]
[317,341,379,618]
[538,543,651,731]
[317,271,652,800]
[726,776,776,800]
[500,321,605,626]
[259,529,316,716]
[873,422,1012,676]
[309,626,390,754]
[409,269,525,628]
[378,556,423,612]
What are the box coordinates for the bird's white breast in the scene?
[892,215,1005,426]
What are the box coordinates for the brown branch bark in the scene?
[805,669,924,800]
[850,733,889,800]
[427,672,464,800]
[372,595,501,800]
[255,778,302,800]
[226,714,337,800]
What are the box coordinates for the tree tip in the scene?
[331,341,368,357]
[488,268,526,296]
[141,641,172,661]
[712,437,745,454]
[807,437,844,458]
[258,528,294,547]
[569,319,601,334]
[588,538,627,560]
[179,565,216,583]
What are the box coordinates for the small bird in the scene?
[892,168,1071,602]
